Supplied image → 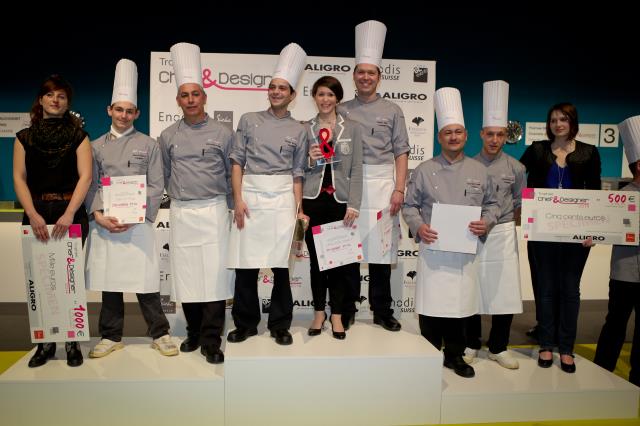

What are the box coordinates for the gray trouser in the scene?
[99,291,170,341]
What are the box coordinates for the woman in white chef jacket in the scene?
[85,59,177,358]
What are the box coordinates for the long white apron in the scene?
[475,221,523,315]
[358,164,399,264]
[170,196,234,302]
[415,244,479,318]
[86,221,159,293]
[227,175,296,269]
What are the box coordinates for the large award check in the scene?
[21,225,90,343]
[312,221,363,271]
[521,188,639,245]
[102,174,147,224]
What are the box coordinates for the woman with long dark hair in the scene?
[13,74,92,367]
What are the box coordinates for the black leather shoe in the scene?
[560,354,576,373]
[201,345,224,364]
[341,314,355,331]
[538,350,553,368]
[308,312,327,336]
[330,318,346,340]
[65,342,83,367]
[28,343,56,368]
[373,315,401,332]
[444,355,475,378]
[227,328,258,343]
[270,329,293,345]
[180,335,200,352]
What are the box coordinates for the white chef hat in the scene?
[355,20,386,68]
[483,80,509,128]
[272,43,307,90]
[170,42,202,89]
[111,59,137,107]
[619,115,640,164]
[434,87,465,131]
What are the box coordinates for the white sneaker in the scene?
[89,338,124,358]
[488,350,520,369]
[463,347,478,364]
[152,335,179,357]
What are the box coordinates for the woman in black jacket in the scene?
[520,102,601,373]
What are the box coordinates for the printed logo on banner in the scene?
[404,270,418,287]
[408,144,426,162]
[382,92,428,104]
[398,249,419,258]
[411,116,424,126]
[413,67,429,83]
[290,275,303,288]
[201,67,271,91]
[359,274,370,284]
[305,63,352,74]
[381,63,401,81]
[213,111,233,130]
[392,296,415,313]
[261,298,271,313]
[293,299,314,309]
[260,273,273,286]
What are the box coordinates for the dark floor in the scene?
[0,300,631,351]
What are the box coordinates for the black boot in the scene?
[28,343,56,368]
[65,342,83,367]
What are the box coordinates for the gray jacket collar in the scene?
[309,113,346,144]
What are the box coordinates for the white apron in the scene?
[170,196,234,302]
[415,244,479,318]
[86,221,159,293]
[358,164,399,264]
[227,175,296,269]
[475,221,523,315]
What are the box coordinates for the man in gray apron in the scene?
[226,43,308,346]
[339,20,409,331]
[403,87,499,378]
[158,43,235,364]
[594,115,640,386]
[464,80,525,370]
[85,59,176,359]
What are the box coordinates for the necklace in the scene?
[558,164,565,189]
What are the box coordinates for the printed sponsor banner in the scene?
[150,52,436,169]
[22,225,90,343]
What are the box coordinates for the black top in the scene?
[519,140,601,190]
[16,116,88,195]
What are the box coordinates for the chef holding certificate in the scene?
[463,80,525,370]
[402,87,499,378]
[227,43,308,346]
[303,76,363,340]
[158,43,234,364]
[85,59,177,359]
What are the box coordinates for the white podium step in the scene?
[224,319,443,426]
[0,337,224,426]
[440,347,640,423]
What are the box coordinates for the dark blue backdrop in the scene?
[1,8,637,200]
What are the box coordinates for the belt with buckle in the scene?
[34,192,73,201]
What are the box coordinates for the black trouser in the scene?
[465,314,514,354]
[99,291,170,342]
[528,241,590,354]
[419,314,466,360]
[303,193,357,314]
[594,279,640,386]
[182,300,226,348]
[526,241,539,322]
[232,268,292,331]
[344,263,394,318]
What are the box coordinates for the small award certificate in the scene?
[521,188,639,245]
[429,203,481,254]
[102,174,147,224]
[312,220,363,271]
[21,225,90,343]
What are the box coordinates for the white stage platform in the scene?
[1,321,638,426]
